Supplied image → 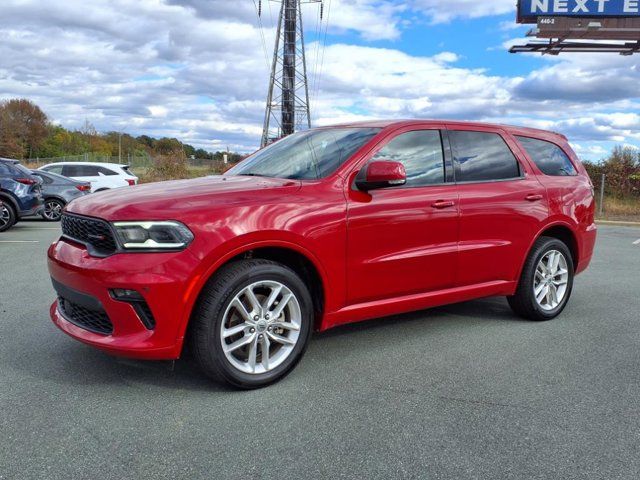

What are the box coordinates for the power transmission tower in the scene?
[260,0,323,148]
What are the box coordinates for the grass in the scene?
[597,196,640,222]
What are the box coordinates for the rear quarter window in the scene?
[98,167,119,176]
[516,136,577,177]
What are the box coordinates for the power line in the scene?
[252,0,271,71]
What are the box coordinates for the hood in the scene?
[66,175,301,221]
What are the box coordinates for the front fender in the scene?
[175,232,332,347]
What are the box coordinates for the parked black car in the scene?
[30,170,91,221]
[0,158,43,232]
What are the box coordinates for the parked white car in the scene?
[38,162,139,192]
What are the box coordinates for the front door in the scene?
[346,127,459,305]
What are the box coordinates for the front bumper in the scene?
[48,238,199,359]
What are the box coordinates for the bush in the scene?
[145,148,189,182]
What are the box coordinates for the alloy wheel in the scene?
[43,200,63,221]
[533,250,569,311]
[220,280,302,375]
[0,204,11,228]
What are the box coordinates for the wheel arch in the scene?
[538,224,579,267]
[179,240,328,353]
[517,222,579,284]
[43,195,67,204]
[0,191,19,213]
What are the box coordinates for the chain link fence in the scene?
[25,155,231,174]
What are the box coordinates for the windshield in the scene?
[228,128,381,180]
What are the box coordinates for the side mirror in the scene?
[356,160,407,191]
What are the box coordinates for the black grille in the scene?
[58,296,113,335]
[61,214,117,255]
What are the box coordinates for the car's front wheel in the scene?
[41,198,65,222]
[190,259,314,389]
[0,202,17,232]
[508,237,574,321]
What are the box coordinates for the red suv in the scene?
[48,121,597,388]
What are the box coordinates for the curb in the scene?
[596,220,640,227]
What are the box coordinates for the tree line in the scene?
[1,98,638,198]
[583,147,640,198]
[0,98,244,162]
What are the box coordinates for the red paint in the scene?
[48,120,597,359]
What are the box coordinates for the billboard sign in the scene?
[518,0,640,23]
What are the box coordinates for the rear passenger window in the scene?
[63,165,99,177]
[516,137,577,176]
[371,130,445,187]
[450,131,521,182]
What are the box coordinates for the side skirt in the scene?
[320,280,517,331]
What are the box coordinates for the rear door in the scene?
[346,126,459,305]
[447,126,549,287]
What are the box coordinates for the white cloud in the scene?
[0,0,638,161]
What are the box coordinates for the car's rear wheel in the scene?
[508,237,574,321]
[190,259,314,389]
[0,202,17,232]
[41,198,65,222]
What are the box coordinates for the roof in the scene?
[0,157,20,164]
[40,162,129,168]
[325,119,568,141]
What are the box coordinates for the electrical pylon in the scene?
[260,0,322,148]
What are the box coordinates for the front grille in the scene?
[58,296,114,335]
[61,214,117,256]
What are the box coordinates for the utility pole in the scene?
[118,132,122,164]
[261,0,322,148]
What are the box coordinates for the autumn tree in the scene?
[0,99,49,158]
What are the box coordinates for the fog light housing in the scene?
[109,289,156,330]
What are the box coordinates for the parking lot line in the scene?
[0,240,39,243]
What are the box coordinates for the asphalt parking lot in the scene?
[1,222,639,480]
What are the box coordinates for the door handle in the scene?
[432,200,456,209]
[525,194,543,202]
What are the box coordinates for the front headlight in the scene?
[112,221,194,250]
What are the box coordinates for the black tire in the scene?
[41,198,65,222]
[0,201,17,232]
[190,259,314,389]
[508,236,574,321]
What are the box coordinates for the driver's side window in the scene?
[371,130,445,187]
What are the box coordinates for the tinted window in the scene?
[371,130,445,187]
[63,165,100,177]
[0,163,11,175]
[516,136,577,176]
[97,166,118,176]
[229,128,380,180]
[450,131,521,182]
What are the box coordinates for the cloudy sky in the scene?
[1,0,639,160]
